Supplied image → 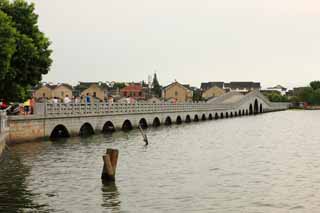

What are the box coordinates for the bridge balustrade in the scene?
[38,101,215,116]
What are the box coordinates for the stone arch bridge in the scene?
[7,90,289,143]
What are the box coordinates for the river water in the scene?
[1,110,320,212]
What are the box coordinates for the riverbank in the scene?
[0,132,7,157]
[0,111,8,157]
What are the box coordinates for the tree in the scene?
[310,81,320,91]
[298,87,314,104]
[151,73,162,97]
[192,89,203,102]
[0,0,52,102]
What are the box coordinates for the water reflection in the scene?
[0,152,49,212]
[101,181,121,212]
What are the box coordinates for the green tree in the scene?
[310,81,320,91]
[0,0,52,102]
[151,73,162,97]
[112,82,126,89]
[298,87,314,104]
[192,89,203,102]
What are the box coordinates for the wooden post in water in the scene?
[101,149,119,181]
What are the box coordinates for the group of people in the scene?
[48,94,95,105]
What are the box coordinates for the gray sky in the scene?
[30,0,320,88]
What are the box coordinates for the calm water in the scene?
[1,110,320,212]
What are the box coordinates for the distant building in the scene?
[290,87,309,97]
[200,82,224,91]
[120,84,145,100]
[224,82,261,93]
[34,83,73,101]
[200,81,260,94]
[202,86,225,100]
[75,82,108,102]
[162,82,193,102]
[266,85,287,95]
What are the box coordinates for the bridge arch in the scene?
[249,104,253,115]
[80,122,94,137]
[152,117,161,127]
[230,112,234,117]
[260,104,263,113]
[139,118,148,129]
[246,109,249,115]
[165,116,172,125]
[185,115,191,123]
[176,116,182,124]
[215,113,219,119]
[225,112,229,118]
[220,112,224,119]
[50,124,70,139]
[254,99,259,114]
[194,114,199,122]
[201,114,206,121]
[238,110,242,116]
[122,120,133,131]
[102,121,115,133]
[243,109,245,115]
[234,111,237,117]
[208,113,213,120]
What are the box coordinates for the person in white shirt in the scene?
[64,95,71,104]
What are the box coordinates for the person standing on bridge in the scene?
[85,93,91,104]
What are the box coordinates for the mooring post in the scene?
[101,149,119,181]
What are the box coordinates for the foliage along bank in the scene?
[0,0,52,102]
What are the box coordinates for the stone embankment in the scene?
[0,111,9,157]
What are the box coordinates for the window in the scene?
[61,91,64,96]
[124,92,127,97]
[42,93,45,97]
[93,92,97,97]
[175,91,178,96]
[139,92,142,96]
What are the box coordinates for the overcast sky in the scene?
[30,0,320,88]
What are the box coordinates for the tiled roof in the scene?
[200,82,224,90]
[121,84,143,92]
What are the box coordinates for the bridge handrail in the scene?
[32,90,290,117]
[40,101,216,116]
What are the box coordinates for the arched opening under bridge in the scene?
[122,120,133,131]
[220,112,224,119]
[194,115,199,122]
[201,114,206,121]
[208,114,213,120]
[50,125,70,139]
[249,104,253,115]
[165,116,172,126]
[185,115,191,123]
[139,118,148,129]
[152,117,161,127]
[260,104,263,113]
[215,113,219,119]
[254,99,259,114]
[102,121,115,134]
[176,116,182,124]
[80,122,94,137]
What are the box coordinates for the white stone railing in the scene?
[37,102,223,116]
[32,91,290,117]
